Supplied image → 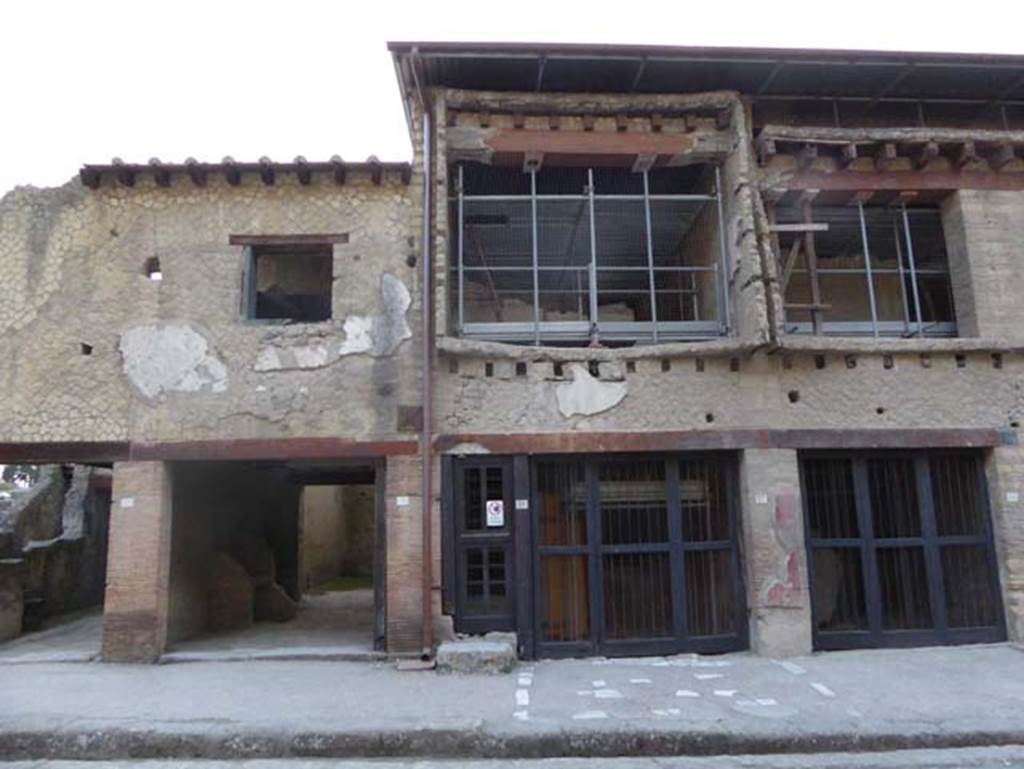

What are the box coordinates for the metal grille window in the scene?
[773,202,956,337]
[801,452,1004,650]
[452,163,730,345]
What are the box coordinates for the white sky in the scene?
[3,0,1023,195]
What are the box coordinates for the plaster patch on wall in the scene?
[556,363,628,418]
[253,273,412,372]
[120,323,228,400]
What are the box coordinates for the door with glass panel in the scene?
[453,458,515,633]
[801,451,1005,650]
[532,454,746,657]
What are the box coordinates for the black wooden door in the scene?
[453,458,515,634]
[532,454,746,658]
[801,451,1006,650]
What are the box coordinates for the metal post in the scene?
[457,164,465,335]
[530,169,541,345]
[642,170,659,343]
[901,203,925,336]
[857,202,880,338]
[714,166,732,333]
[892,215,911,335]
[586,168,599,340]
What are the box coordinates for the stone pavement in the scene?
[0,644,1023,761]
[3,748,1024,768]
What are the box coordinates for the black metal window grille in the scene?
[454,460,515,633]
[774,203,956,338]
[802,451,1004,650]
[534,454,745,657]
[452,163,731,345]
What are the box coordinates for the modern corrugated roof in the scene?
[389,41,1024,104]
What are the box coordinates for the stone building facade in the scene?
[0,42,1022,662]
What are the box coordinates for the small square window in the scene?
[245,244,333,322]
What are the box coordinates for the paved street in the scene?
[2,747,1024,768]
[0,643,1022,760]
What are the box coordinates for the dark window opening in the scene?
[774,203,956,338]
[246,245,333,322]
[451,161,728,346]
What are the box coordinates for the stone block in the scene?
[436,632,517,674]
[206,553,254,632]
[253,582,297,623]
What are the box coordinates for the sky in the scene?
[3,0,1023,196]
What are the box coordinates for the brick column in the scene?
[101,461,173,663]
[385,454,425,653]
[739,448,812,657]
[985,446,1024,642]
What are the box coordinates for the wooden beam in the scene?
[915,141,940,169]
[229,233,349,247]
[990,143,1017,171]
[874,143,898,171]
[801,199,824,336]
[331,155,347,185]
[148,159,170,188]
[112,158,134,187]
[486,129,702,158]
[650,113,664,133]
[779,236,802,293]
[840,143,858,169]
[766,170,1024,192]
[185,158,206,187]
[295,156,312,185]
[955,140,980,169]
[223,156,241,186]
[846,189,876,206]
[797,144,818,170]
[258,157,275,185]
[769,223,829,232]
[615,113,629,133]
[367,156,383,185]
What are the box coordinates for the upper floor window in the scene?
[232,234,347,323]
[451,163,730,346]
[773,201,956,338]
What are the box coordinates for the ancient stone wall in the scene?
[0,172,420,444]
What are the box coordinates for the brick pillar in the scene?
[985,446,1024,642]
[385,454,425,653]
[101,461,173,663]
[739,448,812,657]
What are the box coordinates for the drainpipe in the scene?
[413,51,435,661]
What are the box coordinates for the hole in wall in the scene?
[553,362,564,377]
[80,343,93,356]
[814,355,826,370]
[515,362,527,377]
[588,360,600,378]
[705,413,715,423]
[955,354,966,368]
[993,353,1004,369]
[845,355,857,369]
[876,406,886,415]
[625,361,635,374]
[144,257,162,281]
[484,362,494,377]
[787,390,800,404]
[883,355,894,370]
[695,358,705,373]
[448,359,458,374]
[661,359,671,372]
[729,358,740,373]
[782,354,793,370]
[1011,420,1020,429]
[920,354,932,369]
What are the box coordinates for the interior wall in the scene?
[300,484,375,591]
[167,462,299,644]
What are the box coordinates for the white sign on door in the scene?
[486,499,505,527]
